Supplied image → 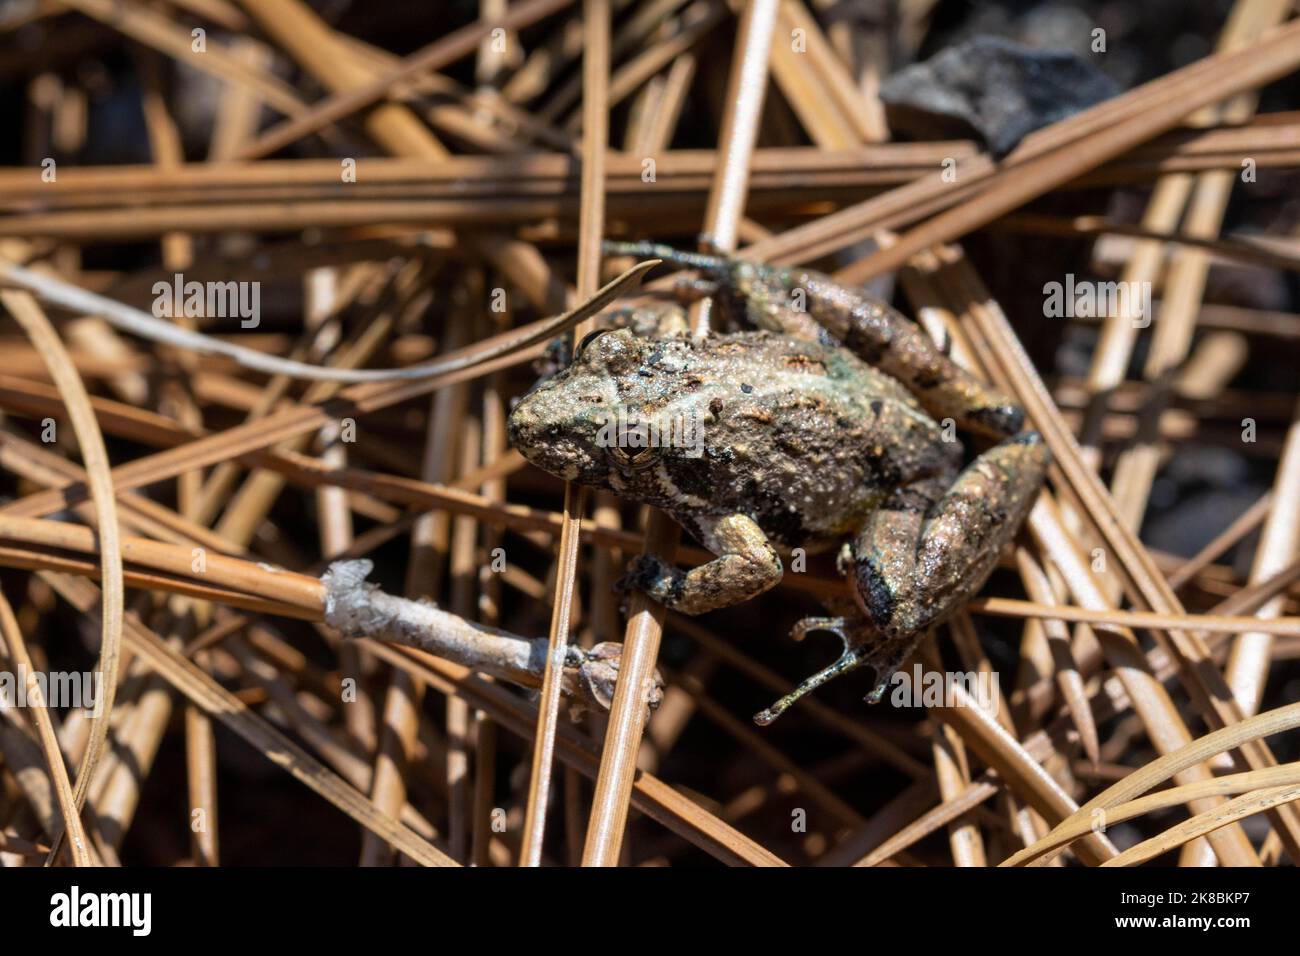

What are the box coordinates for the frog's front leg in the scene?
[619,512,782,615]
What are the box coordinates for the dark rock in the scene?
[880,36,1120,157]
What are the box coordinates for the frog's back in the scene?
[653,332,955,547]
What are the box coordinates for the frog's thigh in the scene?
[851,476,948,652]
[652,512,783,615]
[853,433,1048,637]
[837,295,1026,440]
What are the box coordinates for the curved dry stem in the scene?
[1,287,124,868]
[0,257,658,384]
[1018,762,1300,867]
[0,586,91,864]
[1103,783,1300,867]
[1004,700,1300,866]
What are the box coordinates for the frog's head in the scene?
[510,327,675,492]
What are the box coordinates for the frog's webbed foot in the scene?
[615,513,783,616]
[754,616,911,726]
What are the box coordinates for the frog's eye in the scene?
[608,443,661,473]
[575,327,614,361]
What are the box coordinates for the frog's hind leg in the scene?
[751,472,951,725]
[852,432,1048,671]
[808,286,1026,440]
[755,433,1048,725]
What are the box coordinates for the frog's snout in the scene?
[508,387,607,486]
[506,392,556,470]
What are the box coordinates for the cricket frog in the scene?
[508,244,1048,724]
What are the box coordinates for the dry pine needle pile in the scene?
[0,0,1297,869]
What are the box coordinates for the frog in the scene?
[507,242,1048,725]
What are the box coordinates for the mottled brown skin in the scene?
[510,245,1049,724]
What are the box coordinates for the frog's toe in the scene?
[754,619,872,726]
[834,542,854,578]
[754,643,871,726]
[754,621,917,726]
[615,554,684,605]
[864,656,906,704]
[614,554,660,593]
[789,616,847,643]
